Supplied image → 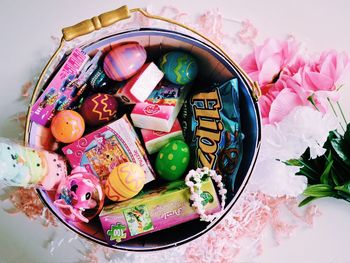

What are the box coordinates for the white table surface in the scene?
[1,0,350,262]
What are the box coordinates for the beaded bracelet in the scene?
[185,167,227,222]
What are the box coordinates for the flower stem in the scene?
[307,94,320,111]
[337,101,347,126]
[328,98,345,132]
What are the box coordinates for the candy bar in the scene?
[130,82,189,132]
[0,137,67,190]
[99,178,220,244]
[62,115,155,184]
[141,119,184,154]
[31,48,90,126]
[115,62,164,105]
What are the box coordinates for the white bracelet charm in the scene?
[185,167,227,222]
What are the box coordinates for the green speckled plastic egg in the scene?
[155,140,190,181]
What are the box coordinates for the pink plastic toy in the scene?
[54,166,104,223]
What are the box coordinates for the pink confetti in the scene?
[237,19,258,47]
[12,112,27,130]
[2,188,57,227]
[21,81,33,98]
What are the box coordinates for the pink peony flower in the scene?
[241,38,350,124]
[240,37,299,86]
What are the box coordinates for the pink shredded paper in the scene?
[184,192,321,262]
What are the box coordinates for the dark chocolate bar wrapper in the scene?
[180,78,243,191]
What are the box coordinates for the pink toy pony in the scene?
[54,166,104,223]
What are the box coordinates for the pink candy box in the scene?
[99,178,220,244]
[62,115,155,183]
[141,119,184,154]
[30,48,90,126]
[130,82,189,132]
[115,62,164,105]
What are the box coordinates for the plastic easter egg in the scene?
[79,93,118,126]
[51,110,85,143]
[88,65,126,93]
[103,43,147,81]
[105,162,146,201]
[155,140,190,181]
[54,166,104,223]
[159,51,198,85]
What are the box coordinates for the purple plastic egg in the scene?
[103,42,147,81]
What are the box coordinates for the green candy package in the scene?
[180,78,243,192]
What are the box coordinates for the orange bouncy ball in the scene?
[51,110,85,143]
[105,162,146,201]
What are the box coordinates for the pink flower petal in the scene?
[303,71,334,91]
[269,89,302,124]
[257,38,281,63]
[259,54,283,85]
[240,52,258,74]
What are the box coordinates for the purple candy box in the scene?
[31,48,89,126]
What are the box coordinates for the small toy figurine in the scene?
[0,137,67,190]
[54,166,104,223]
[105,162,146,201]
[50,110,85,143]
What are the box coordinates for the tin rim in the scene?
[33,28,261,251]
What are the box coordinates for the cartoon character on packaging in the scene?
[38,88,58,109]
[54,166,104,223]
[60,74,76,92]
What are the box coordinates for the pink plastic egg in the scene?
[103,42,147,81]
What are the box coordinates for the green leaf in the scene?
[303,184,334,197]
[297,159,321,179]
[299,196,321,207]
[331,152,350,177]
[344,123,350,147]
[335,191,350,202]
[284,159,303,166]
[330,138,350,166]
[331,169,341,186]
[334,181,350,194]
[320,154,333,185]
